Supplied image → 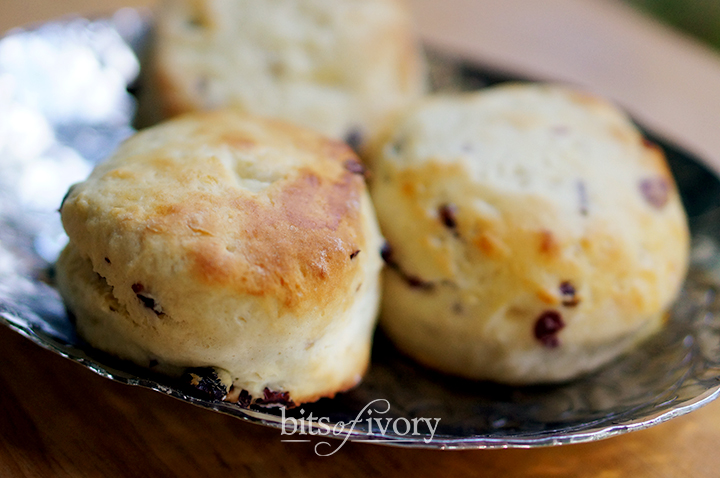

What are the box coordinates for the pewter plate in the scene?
[2,10,720,450]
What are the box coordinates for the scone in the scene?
[143,0,427,147]
[368,83,689,384]
[56,109,384,405]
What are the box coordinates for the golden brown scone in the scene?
[368,83,690,384]
[56,109,384,405]
[143,0,427,148]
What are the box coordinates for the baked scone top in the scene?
[370,83,688,311]
[150,0,427,143]
[61,110,369,316]
[368,83,689,383]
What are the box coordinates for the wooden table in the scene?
[3,0,720,476]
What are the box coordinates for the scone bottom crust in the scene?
[181,366,297,407]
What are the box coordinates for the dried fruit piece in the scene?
[344,159,366,176]
[559,281,580,307]
[182,367,232,401]
[257,387,295,407]
[380,242,396,267]
[344,128,364,152]
[639,177,669,209]
[534,311,565,348]
[438,203,458,230]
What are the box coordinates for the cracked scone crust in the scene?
[146,0,427,145]
[56,110,384,404]
[368,84,690,384]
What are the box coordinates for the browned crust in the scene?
[63,111,369,315]
[184,169,363,310]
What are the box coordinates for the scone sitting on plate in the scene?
[143,0,427,148]
[367,83,689,384]
[56,110,384,405]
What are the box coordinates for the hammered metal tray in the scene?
[2,10,720,450]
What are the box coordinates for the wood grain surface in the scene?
[4,323,720,477]
[2,0,720,476]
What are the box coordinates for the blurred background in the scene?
[626,0,720,51]
[1,0,718,169]
[1,0,719,53]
